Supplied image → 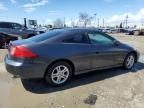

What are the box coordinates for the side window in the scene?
[12,23,22,29]
[88,33,113,45]
[63,33,88,44]
[0,23,12,28]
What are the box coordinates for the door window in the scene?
[88,33,113,45]
[63,33,88,44]
[12,23,22,29]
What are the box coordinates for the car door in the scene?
[11,23,24,36]
[62,32,92,73]
[0,22,13,34]
[87,32,123,69]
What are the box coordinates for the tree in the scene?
[53,19,64,28]
[116,25,119,28]
[120,22,123,28]
[134,25,137,28]
[79,12,92,27]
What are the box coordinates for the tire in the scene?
[45,61,72,86]
[27,34,35,38]
[123,53,135,70]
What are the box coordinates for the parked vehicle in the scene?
[5,28,139,86]
[0,33,18,49]
[117,28,128,33]
[38,30,45,34]
[125,29,136,35]
[102,28,111,33]
[134,29,144,36]
[96,28,103,32]
[110,29,118,33]
[0,22,39,39]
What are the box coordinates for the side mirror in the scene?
[113,40,120,46]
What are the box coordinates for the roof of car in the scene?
[51,28,99,33]
[0,21,20,24]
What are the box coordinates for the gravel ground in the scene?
[0,50,7,63]
[0,34,144,108]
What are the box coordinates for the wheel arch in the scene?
[127,51,138,63]
[44,59,75,77]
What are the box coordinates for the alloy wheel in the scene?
[51,65,70,84]
[125,55,135,69]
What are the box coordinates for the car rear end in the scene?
[4,40,47,79]
[4,29,69,79]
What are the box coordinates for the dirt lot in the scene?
[0,33,144,108]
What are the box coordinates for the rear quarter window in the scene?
[27,30,63,42]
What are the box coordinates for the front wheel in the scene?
[123,53,135,69]
[45,62,72,86]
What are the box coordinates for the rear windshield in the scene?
[27,30,63,42]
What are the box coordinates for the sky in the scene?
[0,0,144,26]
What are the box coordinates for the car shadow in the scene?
[21,62,144,94]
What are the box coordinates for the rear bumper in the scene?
[4,55,47,79]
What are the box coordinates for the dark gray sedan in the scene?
[5,28,139,86]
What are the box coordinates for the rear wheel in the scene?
[45,62,72,86]
[123,53,135,69]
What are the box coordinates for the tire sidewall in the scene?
[123,53,135,69]
[45,62,72,86]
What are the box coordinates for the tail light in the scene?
[10,45,37,58]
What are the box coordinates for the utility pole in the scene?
[42,19,45,26]
[126,15,128,29]
[94,13,97,27]
[123,20,125,28]
[24,18,27,28]
[98,18,100,27]
[63,17,66,27]
[71,18,73,28]
[103,18,105,28]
